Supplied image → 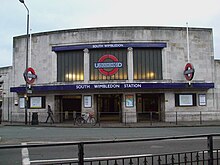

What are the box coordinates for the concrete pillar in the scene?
[123,93,137,123]
[83,48,89,83]
[127,47,133,82]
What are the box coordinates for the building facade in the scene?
[8,26,219,123]
[0,66,13,122]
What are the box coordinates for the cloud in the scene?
[79,0,220,27]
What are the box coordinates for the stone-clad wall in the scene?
[10,26,218,122]
[13,26,214,87]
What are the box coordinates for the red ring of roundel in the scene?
[98,54,119,76]
[184,63,194,81]
[25,67,36,84]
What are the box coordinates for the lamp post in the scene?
[19,0,29,125]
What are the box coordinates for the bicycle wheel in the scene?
[89,117,96,126]
[76,117,84,126]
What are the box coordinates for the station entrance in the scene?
[96,94,122,122]
[60,95,82,122]
[136,93,163,122]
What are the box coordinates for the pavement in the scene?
[1,120,220,128]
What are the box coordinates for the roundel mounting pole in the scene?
[19,0,30,125]
[184,22,195,85]
[186,22,190,63]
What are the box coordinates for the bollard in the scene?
[29,112,31,125]
[73,111,76,125]
[200,111,202,125]
[10,111,12,123]
[125,112,126,126]
[0,108,2,124]
[150,112,153,126]
[175,111,178,125]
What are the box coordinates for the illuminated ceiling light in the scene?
[147,72,155,79]
[80,74,84,80]
[65,73,76,80]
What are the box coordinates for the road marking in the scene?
[30,158,78,164]
[21,143,30,165]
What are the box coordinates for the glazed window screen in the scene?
[133,48,162,80]
[175,93,197,106]
[90,48,128,81]
[57,50,84,82]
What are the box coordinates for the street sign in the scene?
[27,84,32,94]
[23,67,37,84]
[183,63,195,81]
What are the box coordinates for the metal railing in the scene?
[7,110,220,126]
[0,134,220,165]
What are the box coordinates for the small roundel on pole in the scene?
[183,63,195,81]
[23,67,37,84]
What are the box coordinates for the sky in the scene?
[0,0,220,67]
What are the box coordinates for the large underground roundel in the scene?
[94,54,123,76]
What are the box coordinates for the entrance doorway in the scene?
[62,95,81,121]
[136,94,163,122]
[96,94,122,122]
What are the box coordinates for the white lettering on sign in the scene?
[75,83,142,90]
[124,84,142,88]
[94,84,120,89]
[104,44,124,48]
[92,44,124,49]
[76,85,91,89]
[94,62,123,69]
[92,45,104,48]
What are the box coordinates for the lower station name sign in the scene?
[76,83,142,89]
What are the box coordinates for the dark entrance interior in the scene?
[97,94,122,122]
[62,95,81,121]
[136,94,163,122]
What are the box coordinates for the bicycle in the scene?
[75,112,96,126]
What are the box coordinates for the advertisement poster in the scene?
[199,94,206,106]
[125,95,134,107]
[19,98,25,109]
[84,95,92,108]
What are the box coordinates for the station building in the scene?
[0,66,12,122]
[7,26,220,123]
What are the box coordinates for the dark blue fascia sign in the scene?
[52,42,167,52]
[10,82,214,93]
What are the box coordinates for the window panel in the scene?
[57,50,84,82]
[175,93,197,107]
[27,96,46,109]
[133,48,162,80]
